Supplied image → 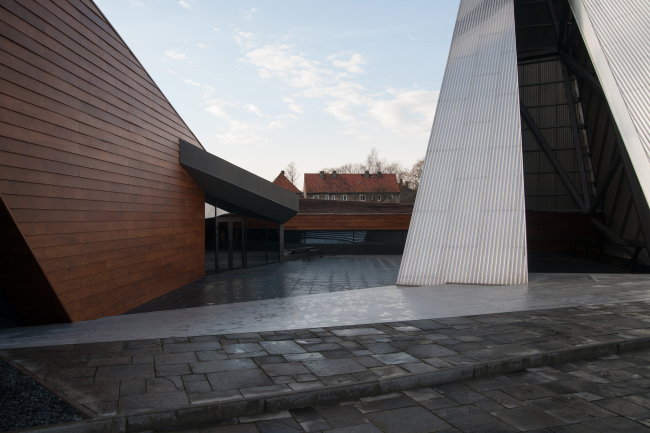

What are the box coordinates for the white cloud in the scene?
[204,98,295,146]
[167,70,177,74]
[244,7,257,21]
[179,0,192,10]
[327,52,366,74]
[407,34,415,40]
[197,43,212,48]
[282,97,304,114]
[233,31,257,50]
[183,79,216,96]
[213,27,221,32]
[247,104,263,116]
[243,44,330,88]
[129,0,143,8]
[165,49,187,60]
[366,89,438,135]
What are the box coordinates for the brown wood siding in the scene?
[0,0,205,322]
[284,214,412,231]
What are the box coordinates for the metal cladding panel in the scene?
[570,0,650,210]
[398,0,528,286]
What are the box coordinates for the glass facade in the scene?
[285,230,407,246]
[205,202,281,273]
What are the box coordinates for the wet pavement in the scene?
[5,273,650,349]
[128,256,401,314]
[3,301,650,421]
[174,348,650,432]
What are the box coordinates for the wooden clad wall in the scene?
[284,214,412,231]
[0,0,205,322]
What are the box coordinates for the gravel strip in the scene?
[0,359,85,431]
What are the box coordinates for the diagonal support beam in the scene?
[557,0,571,48]
[547,0,560,36]
[520,101,586,211]
[560,53,604,97]
[588,152,621,215]
[561,61,591,210]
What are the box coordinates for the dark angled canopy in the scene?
[179,140,299,223]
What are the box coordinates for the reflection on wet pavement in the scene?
[127,255,401,314]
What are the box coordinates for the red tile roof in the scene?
[304,173,400,194]
[273,172,302,194]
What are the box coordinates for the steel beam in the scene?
[547,0,560,35]
[517,48,559,61]
[520,101,586,210]
[560,54,604,96]
[561,61,591,210]
[557,0,570,47]
[588,152,621,215]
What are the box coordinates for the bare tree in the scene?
[323,148,418,186]
[285,161,299,185]
[403,158,424,191]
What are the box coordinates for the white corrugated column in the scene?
[398,0,527,286]
[570,0,650,212]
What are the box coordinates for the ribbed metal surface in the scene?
[570,0,650,209]
[398,0,528,286]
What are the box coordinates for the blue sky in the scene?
[95,0,460,188]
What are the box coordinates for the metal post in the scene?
[265,220,269,265]
[228,219,233,270]
[279,223,284,262]
[214,209,218,272]
[242,216,247,268]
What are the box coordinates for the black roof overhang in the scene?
[179,140,299,223]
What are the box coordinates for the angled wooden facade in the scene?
[0,0,205,323]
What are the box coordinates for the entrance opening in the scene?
[205,201,282,273]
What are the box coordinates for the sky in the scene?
[95,0,460,189]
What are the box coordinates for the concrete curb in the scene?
[15,336,650,433]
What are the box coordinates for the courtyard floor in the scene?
[3,259,650,432]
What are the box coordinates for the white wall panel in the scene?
[398,0,527,286]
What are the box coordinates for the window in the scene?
[325,195,329,200]
[313,195,319,199]
[331,195,336,200]
[359,195,366,201]
[371,195,375,201]
[378,195,382,201]
[341,195,348,201]
[388,195,394,201]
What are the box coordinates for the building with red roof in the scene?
[273,171,302,196]
[303,171,401,202]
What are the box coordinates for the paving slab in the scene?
[184,348,650,432]
[5,300,650,433]
[5,273,650,348]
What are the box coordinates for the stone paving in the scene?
[128,256,401,314]
[174,348,650,432]
[3,301,650,421]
